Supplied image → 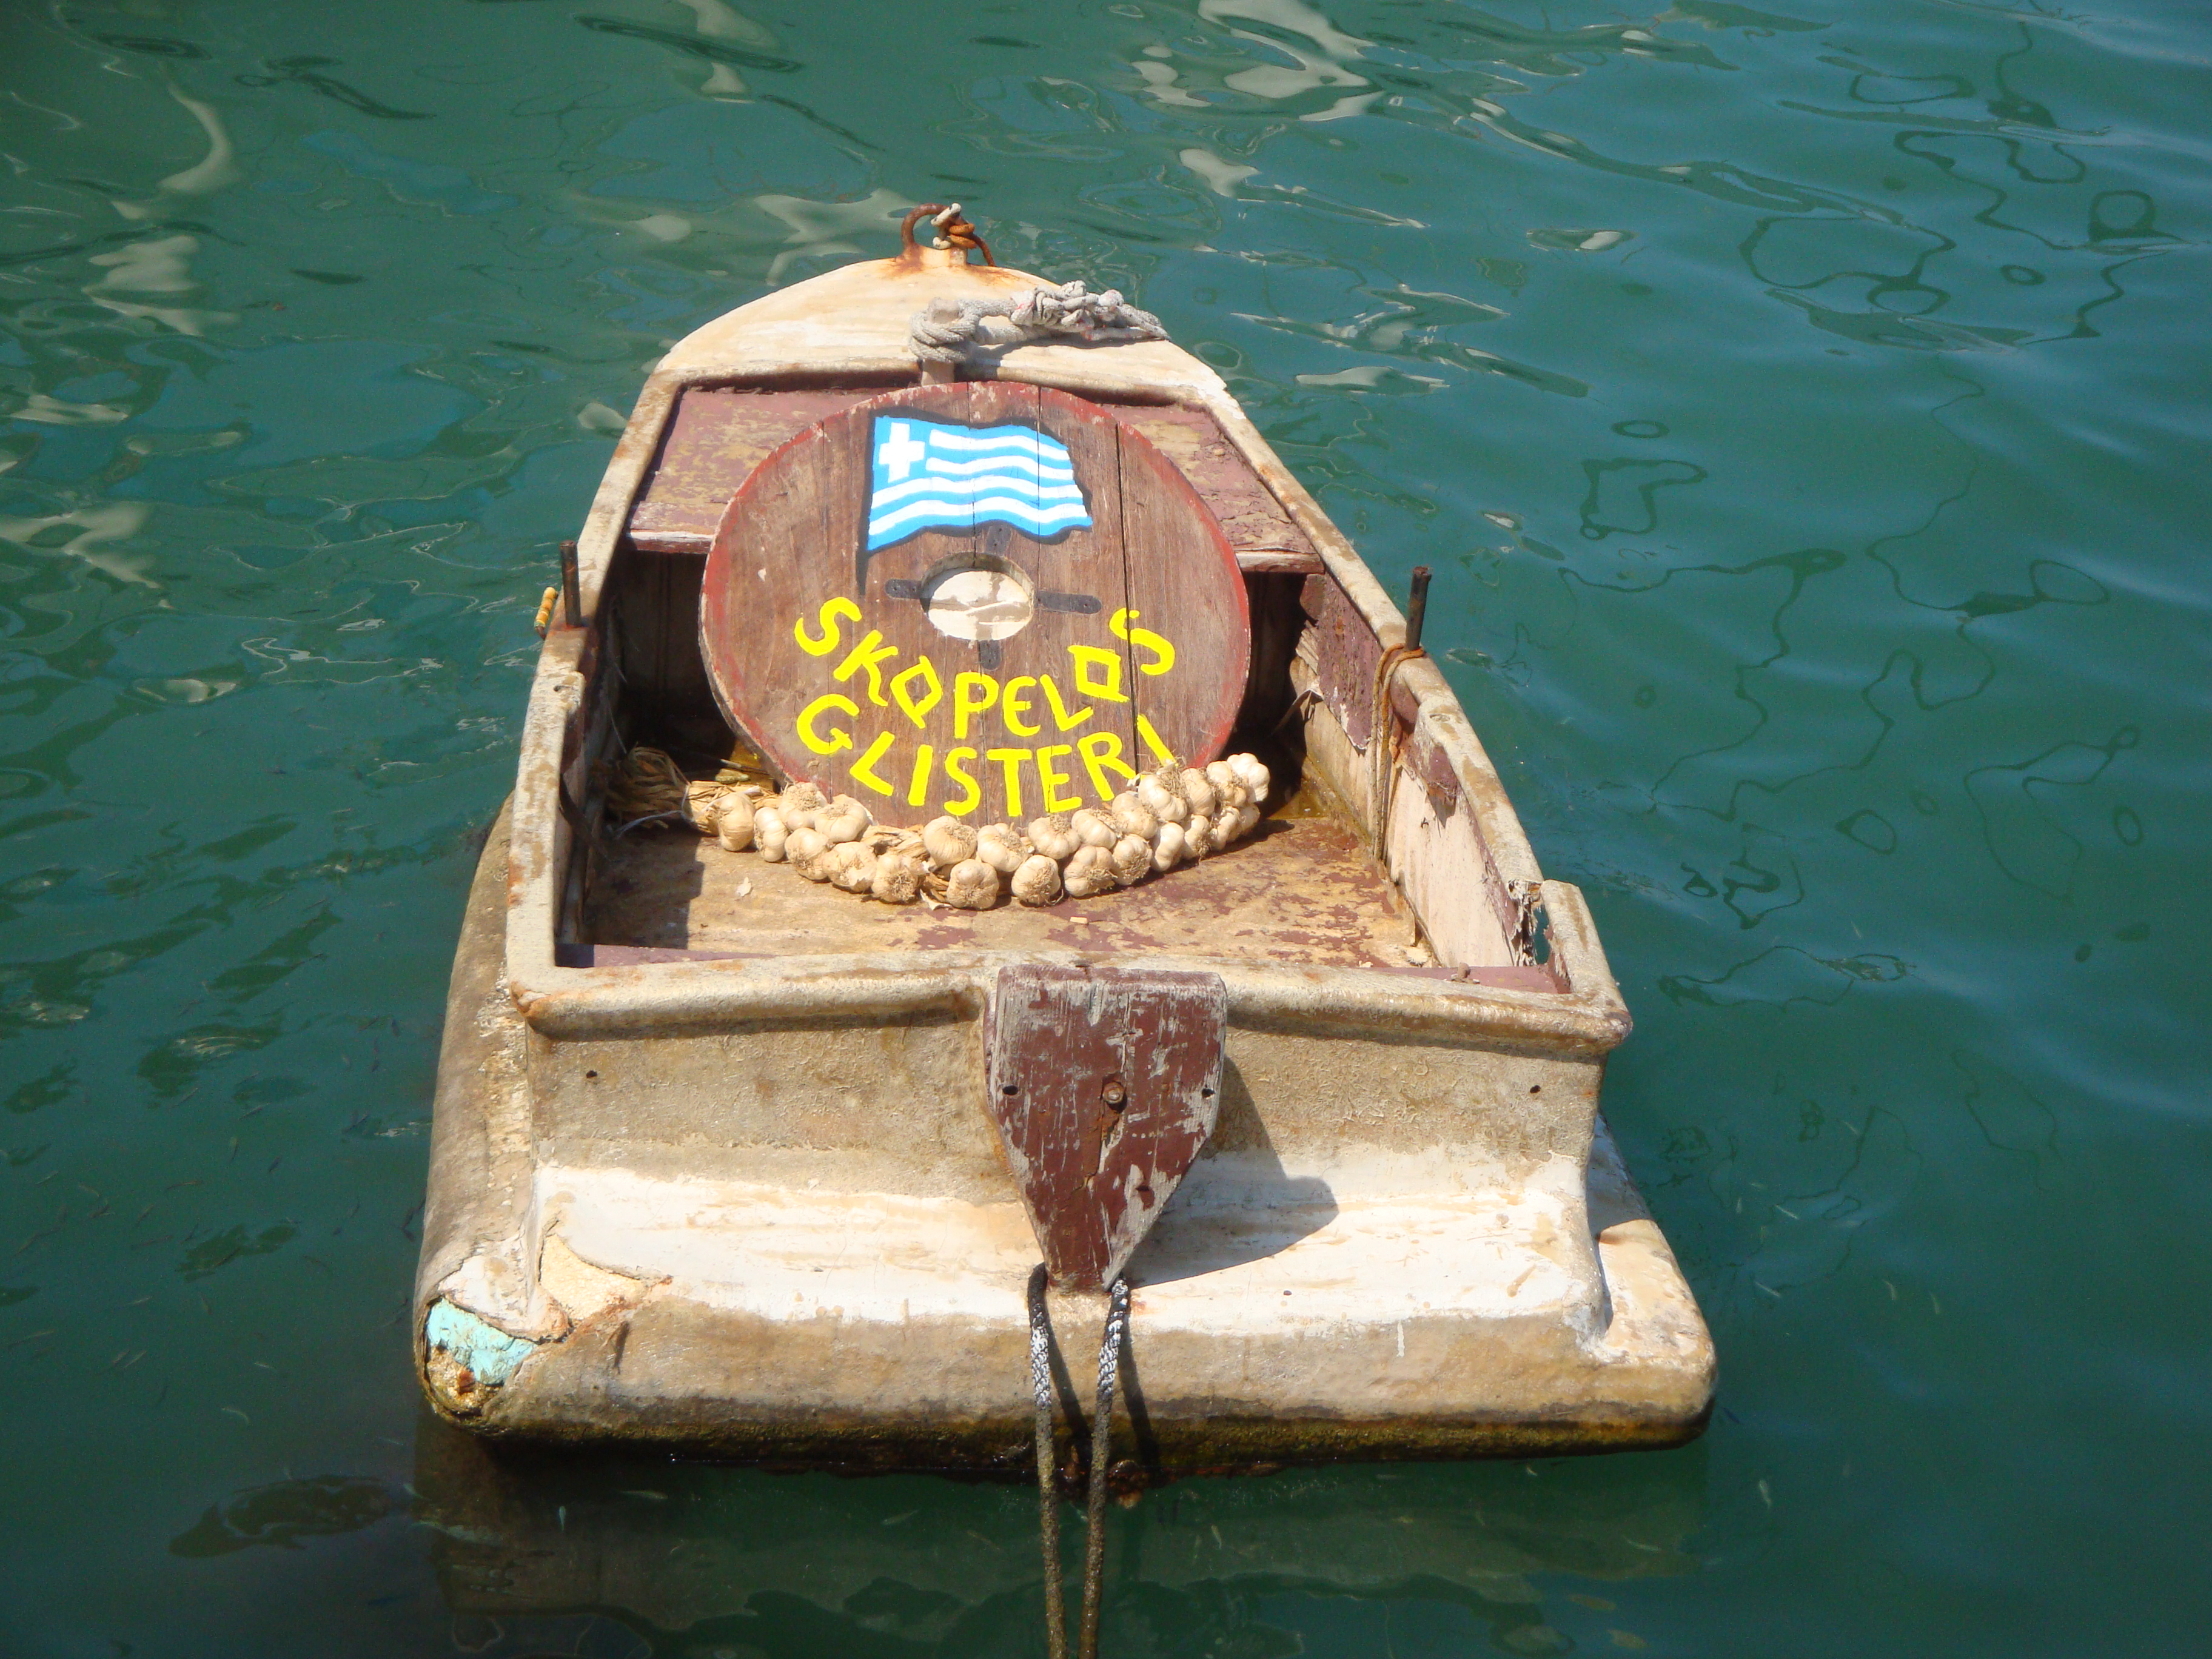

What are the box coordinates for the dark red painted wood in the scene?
[986,964,1226,1292]
[697,381,1251,823]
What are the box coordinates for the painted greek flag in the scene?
[866,417,1091,551]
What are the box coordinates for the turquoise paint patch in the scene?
[423,1300,538,1386]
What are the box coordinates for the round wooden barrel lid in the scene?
[700,381,1252,826]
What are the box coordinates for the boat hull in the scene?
[414,245,1714,1469]
[418,805,1712,1469]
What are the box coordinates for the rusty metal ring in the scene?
[899,202,995,266]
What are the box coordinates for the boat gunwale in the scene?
[506,896,1627,1050]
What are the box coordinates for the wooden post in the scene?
[1405,565,1430,652]
[559,540,581,629]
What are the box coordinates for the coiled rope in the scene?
[912,280,1170,366]
[1028,1265,1131,1659]
[897,200,1167,368]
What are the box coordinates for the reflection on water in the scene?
[170,1473,398,1558]
[405,1419,1706,1655]
[2,0,2207,1652]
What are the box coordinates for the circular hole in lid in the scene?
[920,557,1036,642]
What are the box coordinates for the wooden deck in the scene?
[581,794,1491,973]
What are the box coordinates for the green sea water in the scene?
[3,1,2207,1653]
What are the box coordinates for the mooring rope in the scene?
[1028,1265,1070,1659]
[1029,1268,1132,1659]
[1079,1277,1131,1659]
[910,281,1170,365]
[1366,640,1426,866]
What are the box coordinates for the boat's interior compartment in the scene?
[559,379,1538,979]
[578,769,1446,973]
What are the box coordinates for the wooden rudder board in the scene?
[987,964,1226,1292]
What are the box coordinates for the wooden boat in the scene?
[414,207,1713,1472]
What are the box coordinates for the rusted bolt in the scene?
[1101,1078,1127,1108]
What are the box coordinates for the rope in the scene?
[1029,1265,1069,1659]
[1367,642,1426,865]
[911,280,1169,365]
[600,744,776,839]
[604,745,692,832]
[1029,1270,1132,1659]
[1079,1277,1130,1659]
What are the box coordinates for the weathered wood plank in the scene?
[629,387,1321,574]
[1301,572,1384,751]
[1118,414,1250,771]
[1113,406,1318,568]
[986,964,1225,1292]
[629,388,876,549]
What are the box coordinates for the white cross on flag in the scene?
[865,416,1092,551]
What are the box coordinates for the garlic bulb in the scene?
[1110,834,1151,888]
[1110,791,1158,841]
[977,823,1030,875]
[1011,853,1064,907]
[786,826,833,880]
[1180,768,1219,820]
[1027,813,1081,862]
[871,850,925,905]
[828,841,877,893]
[1229,754,1270,802]
[945,858,999,910]
[719,748,1273,912]
[1062,845,1116,899]
[819,795,873,845]
[922,816,977,870]
[1137,771,1188,826]
[779,782,828,831]
[714,792,757,852]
